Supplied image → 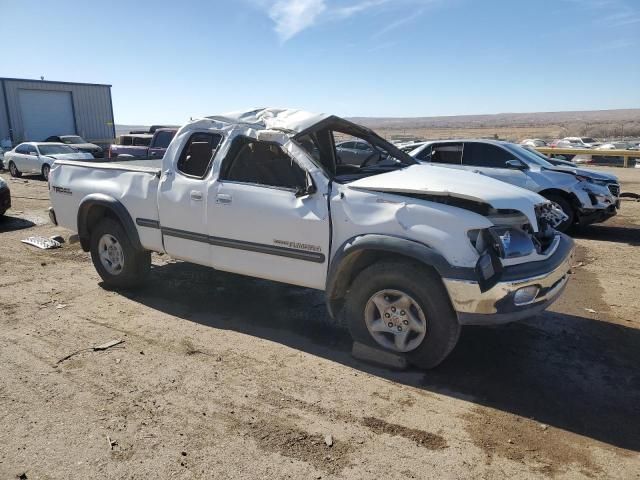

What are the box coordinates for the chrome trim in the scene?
[443,246,574,317]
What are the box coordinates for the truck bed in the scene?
[54,158,162,174]
[49,158,164,253]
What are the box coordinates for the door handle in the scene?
[216,193,232,205]
[163,169,173,176]
[190,191,203,201]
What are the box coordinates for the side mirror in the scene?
[295,175,317,198]
[506,159,527,170]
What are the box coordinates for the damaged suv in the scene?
[48,109,574,368]
[409,140,620,232]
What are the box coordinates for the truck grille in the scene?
[607,183,620,197]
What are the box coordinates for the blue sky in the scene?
[1,0,639,124]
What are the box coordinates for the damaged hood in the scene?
[543,165,618,182]
[348,164,545,226]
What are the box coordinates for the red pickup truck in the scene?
[108,128,177,160]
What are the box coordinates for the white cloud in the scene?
[332,0,390,19]
[268,0,327,42]
[256,0,441,42]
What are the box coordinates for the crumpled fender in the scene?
[325,234,477,318]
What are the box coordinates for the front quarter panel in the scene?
[331,186,492,269]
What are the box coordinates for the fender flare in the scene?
[77,193,143,252]
[325,234,476,318]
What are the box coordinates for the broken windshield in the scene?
[295,118,416,183]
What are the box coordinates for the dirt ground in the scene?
[1,167,639,479]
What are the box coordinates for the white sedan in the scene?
[5,142,94,180]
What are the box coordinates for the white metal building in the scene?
[0,77,115,145]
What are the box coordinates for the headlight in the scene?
[469,227,534,259]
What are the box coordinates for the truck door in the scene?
[157,131,224,266]
[208,136,330,290]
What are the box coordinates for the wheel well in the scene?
[326,249,439,319]
[79,205,123,251]
[539,188,580,210]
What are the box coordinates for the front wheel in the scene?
[90,217,150,288]
[344,260,460,369]
[8,161,21,178]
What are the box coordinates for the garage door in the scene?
[19,89,76,141]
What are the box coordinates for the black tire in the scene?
[544,193,575,233]
[90,217,150,289]
[8,161,21,178]
[344,260,461,369]
[42,163,50,181]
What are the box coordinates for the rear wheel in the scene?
[42,164,50,181]
[90,217,150,288]
[8,161,21,178]
[344,260,460,369]
[544,193,575,233]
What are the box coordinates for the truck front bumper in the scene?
[443,234,575,325]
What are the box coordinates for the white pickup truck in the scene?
[48,109,574,368]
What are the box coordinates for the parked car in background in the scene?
[4,142,94,180]
[551,139,582,149]
[520,138,548,147]
[48,108,575,369]
[0,176,10,216]
[561,137,602,148]
[396,141,427,153]
[0,147,6,170]
[108,128,177,160]
[335,139,376,166]
[45,135,104,158]
[596,142,632,150]
[409,139,620,232]
[118,134,153,147]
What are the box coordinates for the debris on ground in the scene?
[352,342,408,370]
[21,236,62,250]
[56,339,124,364]
[94,339,124,351]
[324,434,333,447]
[620,192,640,201]
[585,308,597,314]
[49,234,65,244]
[55,304,68,310]
[107,436,117,450]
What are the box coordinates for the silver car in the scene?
[335,140,376,166]
[409,139,620,232]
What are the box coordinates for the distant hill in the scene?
[115,108,640,142]
[350,109,640,130]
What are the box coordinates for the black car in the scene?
[0,178,11,216]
